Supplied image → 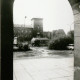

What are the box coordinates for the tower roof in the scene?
[31,18,43,20]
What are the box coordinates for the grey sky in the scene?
[13,0,74,33]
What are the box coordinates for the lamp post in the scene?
[24,16,27,27]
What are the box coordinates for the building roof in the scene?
[14,24,32,28]
[31,18,43,20]
[31,38,49,41]
[14,27,33,31]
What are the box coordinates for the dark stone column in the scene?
[1,0,14,80]
[0,0,1,80]
[72,2,80,80]
[68,1,80,80]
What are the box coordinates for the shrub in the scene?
[23,44,30,50]
[18,42,30,51]
[48,37,71,50]
[67,30,74,44]
[34,40,40,46]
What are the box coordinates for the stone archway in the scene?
[1,0,80,80]
[1,0,14,80]
[73,2,80,80]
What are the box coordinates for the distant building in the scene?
[31,18,43,37]
[43,31,52,39]
[14,26,33,41]
[14,18,67,42]
[14,18,52,42]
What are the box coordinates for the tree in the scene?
[48,37,70,50]
[52,29,66,39]
[67,30,74,44]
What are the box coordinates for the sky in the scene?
[13,0,74,34]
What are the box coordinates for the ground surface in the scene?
[13,47,73,59]
[13,47,74,80]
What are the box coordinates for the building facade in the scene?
[31,18,43,37]
[14,27,33,42]
[14,18,44,41]
[14,18,53,42]
[43,31,52,39]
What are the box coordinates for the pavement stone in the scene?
[13,57,74,80]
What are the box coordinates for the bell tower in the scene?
[31,18,43,37]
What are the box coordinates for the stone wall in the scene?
[73,2,80,80]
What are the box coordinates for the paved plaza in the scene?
[13,56,74,80]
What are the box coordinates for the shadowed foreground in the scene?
[13,47,74,80]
